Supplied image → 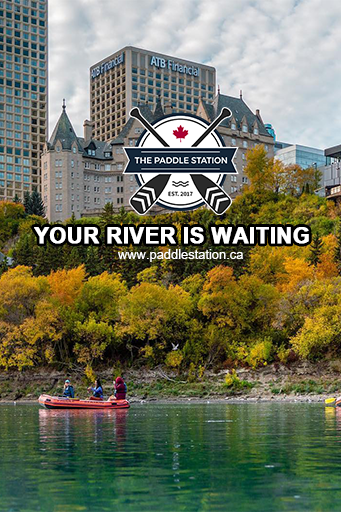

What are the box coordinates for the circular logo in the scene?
[135,114,226,210]
[125,108,237,215]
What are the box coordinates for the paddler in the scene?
[114,376,127,399]
[88,378,104,399]
[63,379,75,398]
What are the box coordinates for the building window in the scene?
[243,141,248,148]
[242,125,248,133]
[231,138,236,146]
[231,122,236,130]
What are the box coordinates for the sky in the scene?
[49,0,341,149]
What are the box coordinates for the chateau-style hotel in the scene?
[42,46,274,221]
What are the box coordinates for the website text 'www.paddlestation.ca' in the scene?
[117,249,244,262]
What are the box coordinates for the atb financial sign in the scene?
[150,55,199,77]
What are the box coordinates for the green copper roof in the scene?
[48,104,83,151]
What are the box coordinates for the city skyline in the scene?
[49,0,341,149]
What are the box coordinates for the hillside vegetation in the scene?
[0,146,340,381]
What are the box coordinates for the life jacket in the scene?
[115,377,127,399]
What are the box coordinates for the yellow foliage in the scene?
[277,257,313,293]
[225,369,240,387]
[116,282,192,343]
[277,345,291,364]
[247,338,273,368]
[165,351,183,369]
[0,266,48,323]
[290,305,341,359]
[137,266,159,283]
[48,265,86,305]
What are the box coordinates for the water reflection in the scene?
[1,403,341,511]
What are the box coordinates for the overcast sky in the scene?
[49,0,341,149]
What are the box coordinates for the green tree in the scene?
[0,255,8,276]
[308,233,323,267]
[334,222,341,274]
[23,191,45,217]
[100,202,115,226]
[85,246,103,276]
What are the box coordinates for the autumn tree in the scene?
[47,266,86,306]
[245,145,275,194]
[116,282,192,362]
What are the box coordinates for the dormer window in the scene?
[88,149,95,156]
[231,122,236,130]
[56,145,61,152]
[253,125,259,135]
[73,147,76,153]
[242,124,248,133]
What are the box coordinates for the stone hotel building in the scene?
[43,91,274,222]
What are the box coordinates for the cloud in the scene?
[49,0,341,148]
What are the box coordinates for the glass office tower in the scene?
[0,0,48,201]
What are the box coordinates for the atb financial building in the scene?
[90,46,216,140]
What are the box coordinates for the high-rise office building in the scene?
[0,0,48,201]
[90,46,216,141]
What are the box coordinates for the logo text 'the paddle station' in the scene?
[123,108,238,215]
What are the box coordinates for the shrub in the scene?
[247,337,273,368]
[165,351,183,369]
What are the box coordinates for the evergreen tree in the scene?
[68,212,77,225]
[14,194,21,203]
[85,246,103,276]
[23,191,31,213]
[23,191,45,217]
[64,246,83,269]
[117,206,128,224]
[308,233,323,267]
[334,222,341,274]
[13,233,35,267]
[100,202,115,226]
[29,190,45,217]
[0,255,8,276]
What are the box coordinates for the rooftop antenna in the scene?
[239,90,243,100]
[62,98,66,111]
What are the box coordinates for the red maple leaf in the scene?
[173,125,188,142]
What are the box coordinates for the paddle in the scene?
[129,107,232,214]
[325,397,336,405]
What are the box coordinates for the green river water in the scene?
[0,402,340,511]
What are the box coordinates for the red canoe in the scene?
[38,394,130,410]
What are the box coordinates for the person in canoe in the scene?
[88,378,104,400]
[63,379,74,398]
[114,376,127,400]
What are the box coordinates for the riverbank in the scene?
[0,360,340,403]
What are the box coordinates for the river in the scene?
[0,402,340,511]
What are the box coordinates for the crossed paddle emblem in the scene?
[125,107,236,215]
